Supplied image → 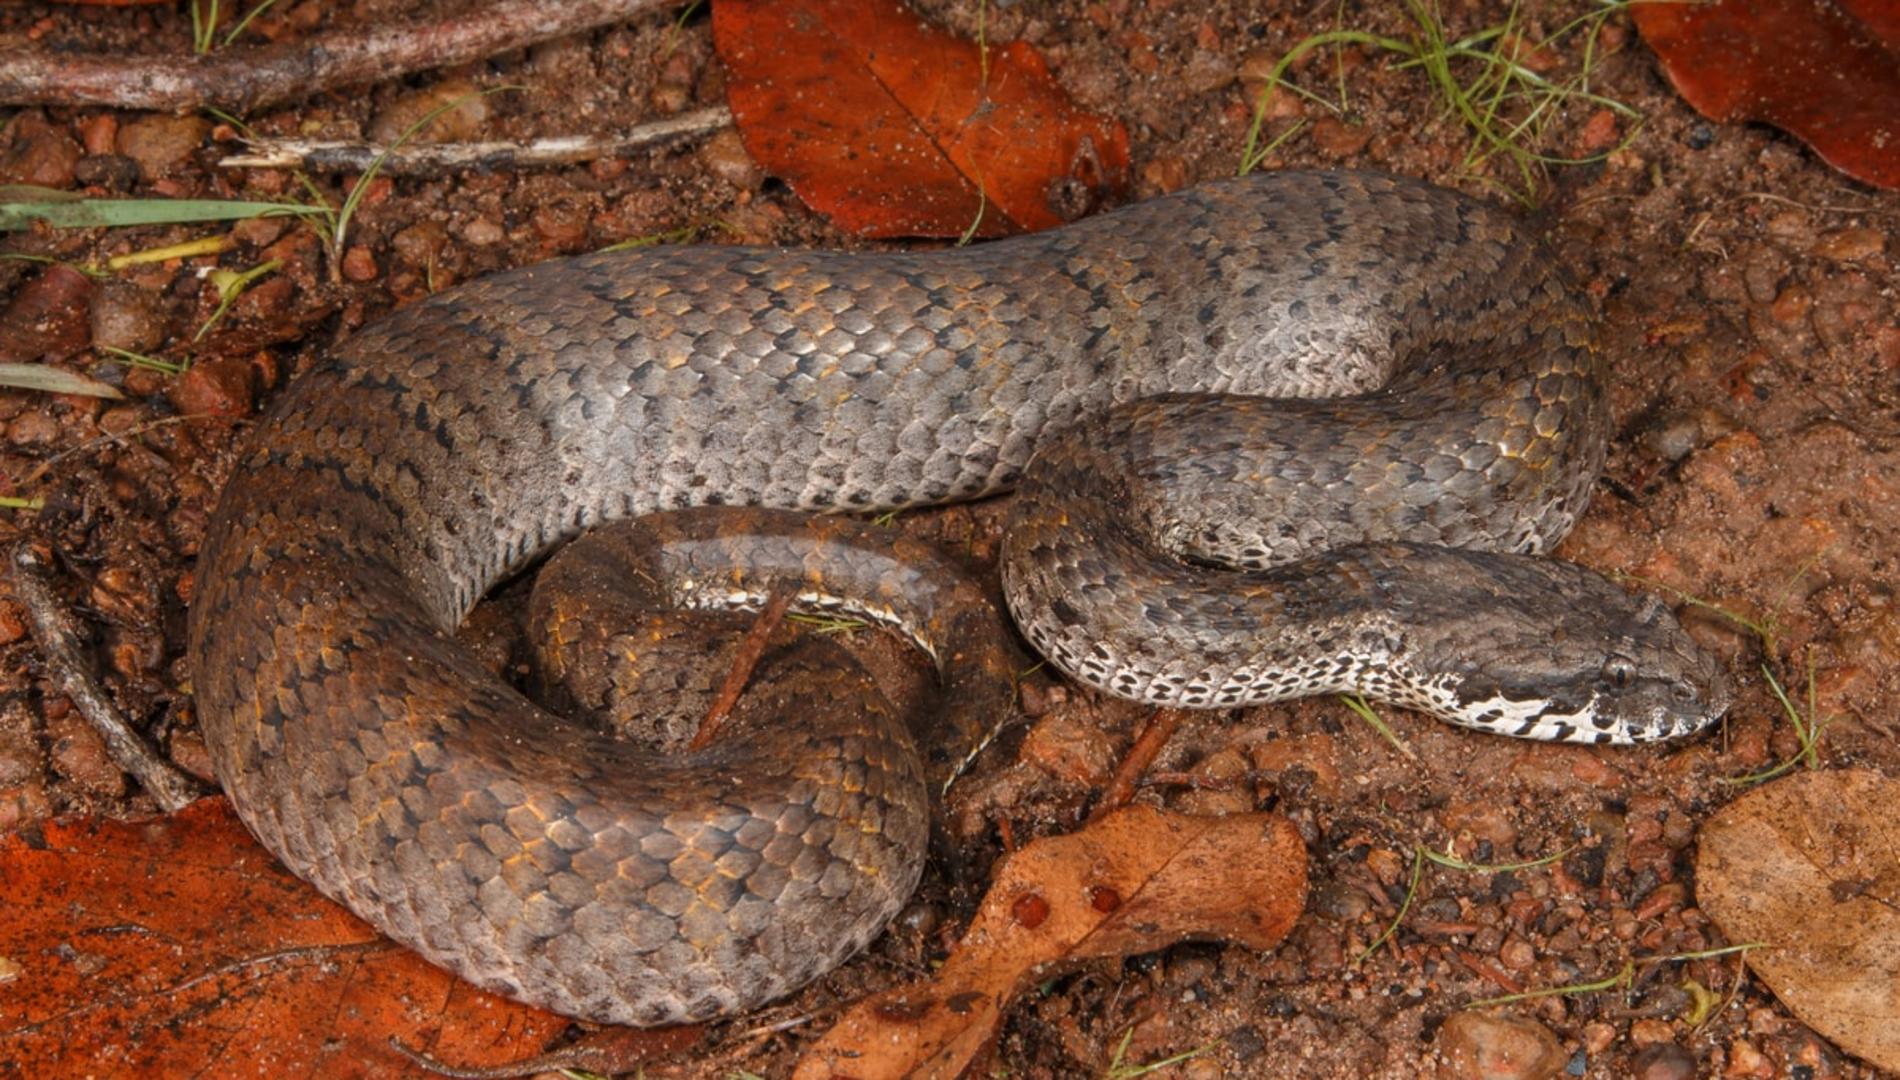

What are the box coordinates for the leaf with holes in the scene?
[793,805,1307,1078]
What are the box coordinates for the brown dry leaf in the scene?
[712,0,1130,239]
[0,797,697,1077]
[1696,768,1900,1072]
[794,806,1307,1079]
[1634,0,1900,190]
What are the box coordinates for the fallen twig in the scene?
[9,544,206,811]
[218,106,732,175]
[0,0,673,112]
[691,585,795,752]
[1088,707,1185,822]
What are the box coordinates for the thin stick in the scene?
[690,585,795,752]
[219,106,731,175]
[1088,708,1185,822]
[0,0,673,112]
[9,544,206,811]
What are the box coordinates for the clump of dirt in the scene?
[0,1,1893,1077]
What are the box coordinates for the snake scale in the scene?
[189,170,1729,1026]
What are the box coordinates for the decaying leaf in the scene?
[0,798,694,1077]
[713,0,1130,238]
[794,806,1308,1079]
[1696,768,1900,1072]
[1634,0,1900,190]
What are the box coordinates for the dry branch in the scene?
[218,106,731,175]
[0,0,673,112]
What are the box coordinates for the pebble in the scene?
[462,217,505,246]
[1140,156,1190,195]
[0,109,82,189]
[167,726,217,783]
[1814,227,1884,262]
[1435,1012,1566,1080]
[391,220,449,269]
[115,114,210,180]
[1724,1038,1773,1077]
[1439,798,1520,852]
[1018,710,1115,786]
[1629,1018,1675,1045]
[72,154,140,191]
[0,599,25,645]
[700,128,762,191]
[1182,48,1235,94]
[167,358,255,418]
[1311,116,1371,158]
[368,77,490,144]
[340,245,379,282]
[1631,1042,1696,1080]
[0,781,50,832]
[88,281,169,355]
[45,709,127,798]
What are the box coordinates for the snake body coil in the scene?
[190,171,1727,1026]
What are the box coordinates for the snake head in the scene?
[1398,548,1732,744]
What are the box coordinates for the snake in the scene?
[188,169,1730,1027]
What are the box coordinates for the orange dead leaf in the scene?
[794,806,1308,1079]
[1634,0,1900,190]
[713,0,1130,238]
[0,797,694,1077]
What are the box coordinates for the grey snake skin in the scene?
[189,170,1729,1026]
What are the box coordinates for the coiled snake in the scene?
[189,170,1729,1026]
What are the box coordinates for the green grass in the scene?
[1338,693,1418,760]
[1467,943,1762,1008]
[1101,1026,1218,1079]
[785,612,869,635]
[1239,0,1643,202]
[190,0,289,54]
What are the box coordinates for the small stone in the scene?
[72,155,141,192]
[88,281,169,355]
[340,245,379,282]
[1239,52,1305,118]
[390,220,449,269]
[462,216,505,246]
[115,114,211,180]
[46,709,127,798]
[77,114,117,156]
[1814,227,1884,262]
[1140,156,1190,195]
[1498,936,1536,971]
[167,357,255,418]
[1439,799,1520,851]
[1573,108,1620,155]
[0,110,82,189]
[530,201,590,252]
[1311,116,1371,158]
[1182,48,1235,94]
[368,77,490,144]
[1436,1012,1566,1080]
[649,79,692,114]
[1019,710,1114,786]
[1770,284,1812,323]
[168,727,217,783]
[0,599,25,645]
[230,215,289,250]
[1631,1042,1696,1080]
[1724,1038,1773,1078]
[700,128,762,191]
[0,781,51,833]
[1629,1018,1674,1045]
[1581,1022,1616,1055]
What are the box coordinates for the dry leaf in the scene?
[713,0,1130,238]
[1696,768,1900,1072]
[1634,0,1900,190]
[794,806,1307,1079]
[0,798,694,1077]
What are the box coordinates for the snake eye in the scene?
[1602,656,1635,690]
